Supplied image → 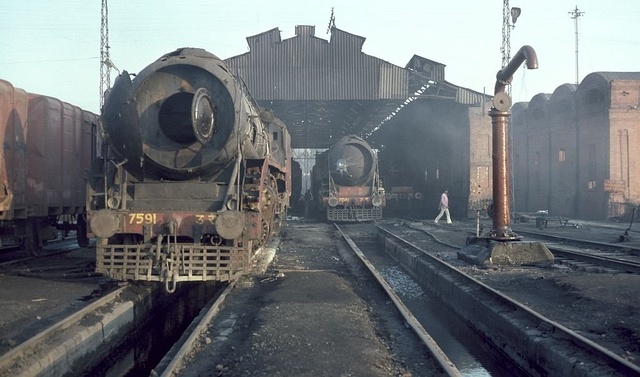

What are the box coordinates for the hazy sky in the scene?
[1,0,638,114]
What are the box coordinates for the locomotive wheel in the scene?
[242,165,280,246]
[259,183,277,246]
[261,176,278,223]
[259,218,270,246]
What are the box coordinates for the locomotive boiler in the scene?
[88,48,292,291]
[311,135,385,221]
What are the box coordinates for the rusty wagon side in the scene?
[0,79,99,255]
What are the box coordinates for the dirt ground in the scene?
[418,221,640,367]
[3,221,637,374]
[465,266,640,365]
[178,222,444,377]
[177,219,640,376]
[0,246,106,355]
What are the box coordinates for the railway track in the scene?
[373,221,640,376]
[0,237,83,267]
[0,236,279,376]
[3,221,638,375]
[170,223,458,376]
[0,287,128,376]
[0,278,222,376]
[402,216,640,275]
[512,226,640,274]
[151,282,236,376]
[334,224,460,377]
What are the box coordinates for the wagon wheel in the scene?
[24,219,43,257]
[77,214,89,248]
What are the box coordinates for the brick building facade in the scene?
[512,72,640,220]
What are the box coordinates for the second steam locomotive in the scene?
[88,48,292,291]
[311,135,385,221]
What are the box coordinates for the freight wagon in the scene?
[0,79,100,255]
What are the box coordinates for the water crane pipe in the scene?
[488,45,538,241]
[495,45,538,95]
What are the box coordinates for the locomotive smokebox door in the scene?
[191,87,216,145]
[103,72,144,180]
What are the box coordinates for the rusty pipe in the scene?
[489,45,538,241]
[489,110,521,241]
[494,45,538,95]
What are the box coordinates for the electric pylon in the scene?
[100,0,110,111]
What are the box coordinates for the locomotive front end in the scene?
[89,48,290,291]
[312,135,385,222]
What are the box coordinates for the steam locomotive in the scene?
[311,135,385,221]
[87,48,292,292]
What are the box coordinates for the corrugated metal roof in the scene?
[226,26,408,101]
[405,55,446,82]
[456,86,489,105]
[224,26,488,148]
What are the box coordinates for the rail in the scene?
[0,287,127,376]
[376,224,640,376]
[154,282,236,376]
[334,223,461,377]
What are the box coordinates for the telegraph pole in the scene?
[569,6,585,85]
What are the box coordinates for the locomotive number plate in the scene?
[128,213,158,225]
[127,213,217,225]
[194,214,216,224]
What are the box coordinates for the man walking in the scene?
[434,189,452,224]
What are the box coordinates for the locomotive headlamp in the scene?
[107,196,120,209]
[335,159,348,174]
[328,196,339,207]
[372,195,383,207]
